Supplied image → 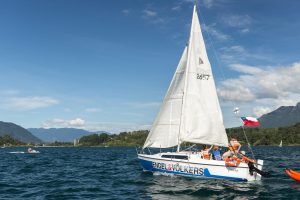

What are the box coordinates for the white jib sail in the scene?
[143,47,188,148]
[179,5,228,147]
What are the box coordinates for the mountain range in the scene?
[28,128,108,143]
[0,121,42,144]
[259,102,300,128]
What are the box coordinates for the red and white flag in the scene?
[241,117,260,127]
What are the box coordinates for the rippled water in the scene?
[0,147,299,199]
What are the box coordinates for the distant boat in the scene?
[27,148,40,153]
[138,4,264,182]
[279,140,282,147]
[1,144,5,148]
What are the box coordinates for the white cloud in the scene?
[172,0,195,11]
[143,9,157,17]
[69,118,85,126]
[8,96,59,110]
[218,85,256,102]
[85,108,101,113]
[142,9,165,24]
[202,0,214,8]
[220,14,252,34]
[42,118,85,128]
[218,62,300,107]
[221,15,252,28]
[274,98,299,108]
[203,23,230,41]
[253,106,272,117]
[229,64,263,75]
[240,28,250,34]
[122,9,130,16]
[172,5,181,11]
[219,45,269,63]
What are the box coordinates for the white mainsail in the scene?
[143,5,228,149]
[143,47,188,148]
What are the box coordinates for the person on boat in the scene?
[211,145,222,161]
[222,149,233,160]
[229,137,241,153]
[222,137,242,160]
[200,145,212,160]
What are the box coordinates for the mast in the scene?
[177,4,197,152]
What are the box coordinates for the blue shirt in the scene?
[212,150,222,160]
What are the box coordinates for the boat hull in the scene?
[138,153,263,182]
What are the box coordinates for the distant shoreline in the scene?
[2,144,300,148]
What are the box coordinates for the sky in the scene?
[1,0,300,133]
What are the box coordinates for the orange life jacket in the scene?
[230,140,240,151]
[202,149,210,160]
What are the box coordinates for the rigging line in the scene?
[196,2,238,109]
[196,6,226,81]
[196,4,239,115]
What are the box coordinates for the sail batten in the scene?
[143,5,228,149]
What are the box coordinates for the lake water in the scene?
[0,146,299,199]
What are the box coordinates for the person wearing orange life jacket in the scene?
[229,137,241,153]
[222,137,241,160]
[200,145,213,160]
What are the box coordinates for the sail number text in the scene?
[197,73,210,80]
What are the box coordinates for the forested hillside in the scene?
[78,123,300,147]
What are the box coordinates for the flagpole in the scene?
[241,125,256,161]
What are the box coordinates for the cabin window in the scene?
[161,155,188,160]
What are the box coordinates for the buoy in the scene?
[285,169,300,181]
[225,157,241,167]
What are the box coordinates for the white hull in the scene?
[138,152,263,182]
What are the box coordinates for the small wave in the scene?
[153,171,176,177]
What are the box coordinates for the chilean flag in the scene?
[241,117,260,127]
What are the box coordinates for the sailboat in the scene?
[138,4,264,181]
[279,140,282,147]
